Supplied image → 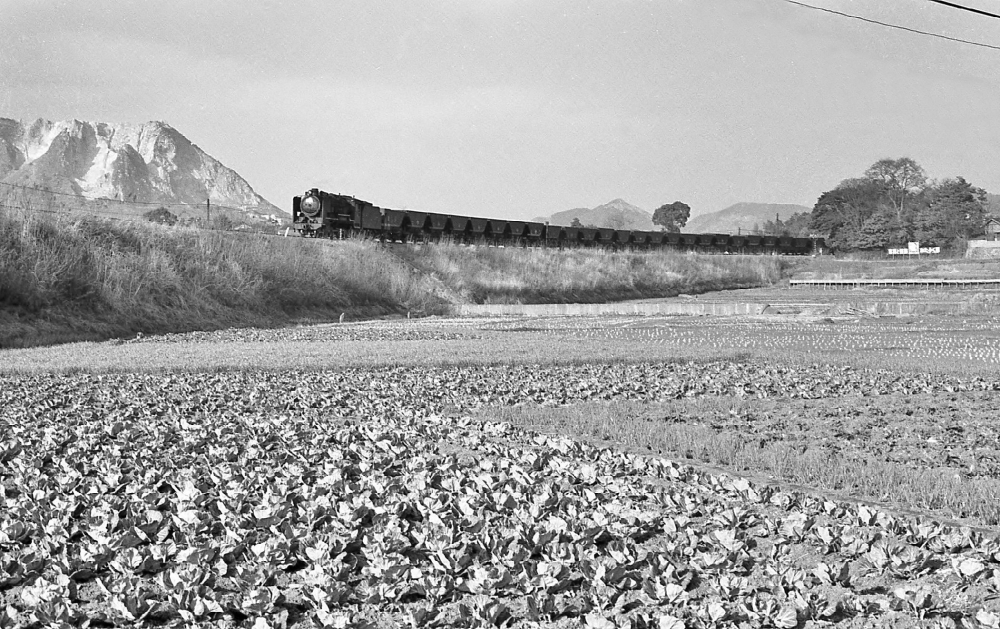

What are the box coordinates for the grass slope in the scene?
[0,210,789,347]
[789,256,1000,280]
[392,245,786,304]
[0,210,448,348]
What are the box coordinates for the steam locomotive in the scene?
[292,189,824,255]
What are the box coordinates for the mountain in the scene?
[683,202,810,234]
[0,118,284,222]
[533,199,654,230]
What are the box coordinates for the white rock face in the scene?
[0,118,284,218]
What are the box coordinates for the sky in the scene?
[1,0,998,220]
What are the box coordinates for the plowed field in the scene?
[3,312,1000,628]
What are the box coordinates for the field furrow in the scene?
[3,354,1000,627]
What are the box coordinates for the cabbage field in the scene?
[3,314,1000,627]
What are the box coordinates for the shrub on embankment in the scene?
[0,211,448,348]
[394,245,788,304]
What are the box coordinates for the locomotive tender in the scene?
[292,189,824,255]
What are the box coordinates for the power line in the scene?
[779,0,1000,51]
[0,180,152,203]
[0,202,59,214]
[0,180,250,213]
[926,0,1000,20]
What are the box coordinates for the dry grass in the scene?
[1,209,798,347]
[789,256,1000,280]
[0,209,448,348]
[393,245,788,304]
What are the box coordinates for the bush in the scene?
[143,207,178,226]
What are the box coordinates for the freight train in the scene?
[292,189,825,255]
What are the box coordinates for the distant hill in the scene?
[0,118,285,224]
[684,202,811,234]
[533,198,654,230]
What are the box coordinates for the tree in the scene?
[761,218,782,237]
[914,177,987,249]
[808,157,994,252]
[762,212,812,237]
[810,178,886,251]
[570,217,583,227]
[854,206,898,250]
[782,212,812,237]
[864,157,927,221]
[652,201,690,232]
[143,207,178,226]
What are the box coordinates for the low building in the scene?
[984,216,1000,241]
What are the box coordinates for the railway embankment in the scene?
[0,211,785,347]
[1,212,450,348]
[13,209,1000,348]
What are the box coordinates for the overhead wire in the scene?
[778,0,1000,51]
[925,0,1000,20]
[0,180,254,213]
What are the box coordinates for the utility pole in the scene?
[206,199,211,225]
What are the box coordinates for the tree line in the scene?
[588,157,995,252]
[763,158,992,252]
[809,158,992,252]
